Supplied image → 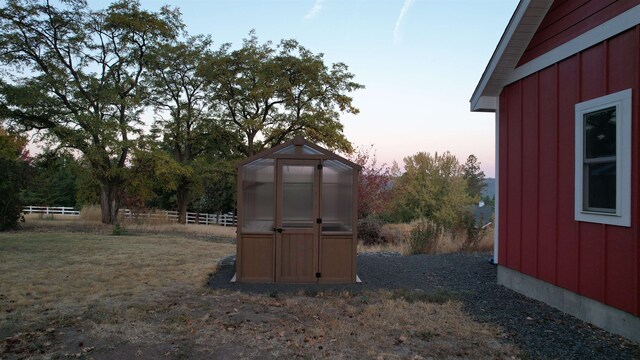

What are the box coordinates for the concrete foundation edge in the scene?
[497,265,640,343]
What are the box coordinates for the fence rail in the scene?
[23,206,236,226]
[23,206,80,216]
[121,209,237,226]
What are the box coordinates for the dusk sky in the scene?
[132,0,520,177]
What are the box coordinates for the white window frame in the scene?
[574,89,632,227]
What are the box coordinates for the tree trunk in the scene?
[247,133,254,157]
[100,182,119,225]
[177,183,189,224]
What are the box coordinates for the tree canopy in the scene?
[145,35,235,222]
[0,127,28,230]
[0,0,181,223]
[390,151,473,230]
[203,33,363,157]
[0,1,363,224]
[462,154,486,201]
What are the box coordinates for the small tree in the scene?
[349,145,392,219]
[21,150,80,207]
[462,154,486,201]
[0,127,28,230]
[391,151,473,230]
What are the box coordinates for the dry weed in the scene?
[361,222,494,256]
[79,204,102,222]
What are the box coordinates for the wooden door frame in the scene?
[274,159,321,283]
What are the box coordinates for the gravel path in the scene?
[208,252,640,359]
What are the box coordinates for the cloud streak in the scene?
[304,0,325,20]
[394,0,415,43]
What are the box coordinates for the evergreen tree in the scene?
[462,155,486,201]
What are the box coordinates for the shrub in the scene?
[460,211,488,251]
[79,204,102,221]
[358,216,383,245]
[112,223,124,235]
[379,223,411,245]
[0,158,26,231]
[408,219,441,254]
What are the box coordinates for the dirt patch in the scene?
[1,290,518,359]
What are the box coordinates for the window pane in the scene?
[322,160,353,232]
[585,107,616,159]
[242,159,274,232]
[585,162,616,211]
[282,165,314,228]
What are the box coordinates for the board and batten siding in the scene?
[499,26,640,316]
[518,0,640,65]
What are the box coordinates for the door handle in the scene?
[273,227,283,233]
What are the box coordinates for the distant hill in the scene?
[482,178,496,199]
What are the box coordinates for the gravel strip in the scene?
[208,252,640,359]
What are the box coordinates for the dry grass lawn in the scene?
[22,213,237,241]
[0,222,517,359]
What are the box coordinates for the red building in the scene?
[471,0,640,341]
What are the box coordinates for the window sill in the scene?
[575,211,630,227]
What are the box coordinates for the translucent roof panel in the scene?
[274,145,295,154]
[301,145,323,154]
[273,144,324,155]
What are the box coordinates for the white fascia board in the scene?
[471,96,498,112]
[470,0,531,112]
[507,5,640,85]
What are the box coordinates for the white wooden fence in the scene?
[121,209,237,226]
[22,206,236,226]
[22,206,80,216]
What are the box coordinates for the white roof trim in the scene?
[506,4,640,85]
[471,1,640,113]
[470,0,553,112]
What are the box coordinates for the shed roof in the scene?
[470,0,553,112]
[235,136,362,171]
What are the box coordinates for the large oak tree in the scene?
[0,0,181,223]
[203,33,364,157]
[145,35,235,223]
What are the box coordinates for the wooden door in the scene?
[275,160,319,283]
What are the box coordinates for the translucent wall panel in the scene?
[322,160,353,232]
[242,158,274,232]
[282,164,315,228]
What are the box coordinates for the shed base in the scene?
[497,265,640,343]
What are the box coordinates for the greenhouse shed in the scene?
[235,136,361,283]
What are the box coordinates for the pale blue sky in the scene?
[134,0,519,177]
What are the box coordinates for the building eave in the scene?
[470,0,553,112]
